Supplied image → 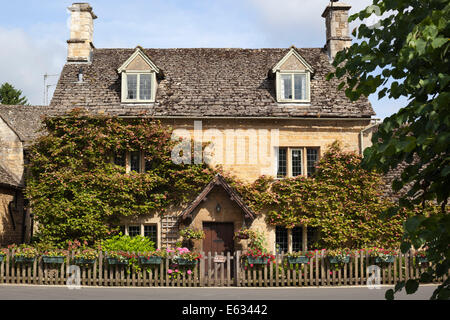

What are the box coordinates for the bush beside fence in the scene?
[0,249,446,287]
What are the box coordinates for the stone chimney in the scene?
[67,3,97,62]
[322,1,352,61]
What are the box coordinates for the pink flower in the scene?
[175,269,179,273]
[187,270,192,275]
[167,269,173,274]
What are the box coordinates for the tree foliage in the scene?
[327,0,449,299]
[0,82,29,105]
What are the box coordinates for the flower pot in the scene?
[374,256,395,263]
[74,258,97,265]
[417,256,428,264]
[42,256,65,264]
[328,256,350,264]
[175,258,198,266]
[139,256,163,265]
[247,256,269,265]
[107,257,129,265]
[14,256,35,264]
[288,256,309,264]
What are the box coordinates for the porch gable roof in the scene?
[180,174,256,220]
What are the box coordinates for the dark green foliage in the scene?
[327,0,449,299]
[0,82,29,105]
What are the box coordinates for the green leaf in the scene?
[405,216,423,233]
[385,289,395,300]
[405,279,419,295]
[400,241,411,254]
[431,37,448,49]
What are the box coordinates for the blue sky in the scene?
[0,0,407,119]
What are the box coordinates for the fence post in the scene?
[234,251,240,287]
[200,251,205,286]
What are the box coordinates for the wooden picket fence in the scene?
[0,249,446,287]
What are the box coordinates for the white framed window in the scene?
[276,147,319,178]
[113,151,149,174]
[277,71,310,103]
[122,223,159,248]
[121,71,156,103]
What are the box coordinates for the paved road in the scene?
[0,284,438,300]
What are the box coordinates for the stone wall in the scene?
[165,118,371,182]
[0,187,24,245]
[0,117,24,184]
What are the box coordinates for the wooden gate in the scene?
[199,251,236,286]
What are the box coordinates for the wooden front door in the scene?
[203,222,234,253]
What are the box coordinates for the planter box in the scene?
[14,256,35,264]
[74,258,97,265]
[247,256,269,265]
[236,234,250,240]
[288,256,309,264]
[374,256,395,264]
[42,256,65,264]
[139,256,163,265]
[417,256,428,264]
[175,258,198,266]
[328,256,350,264]
[107,257,129,265]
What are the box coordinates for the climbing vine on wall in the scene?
[26,111,215,246]
[225,142,412,249]
[26,113,413,249]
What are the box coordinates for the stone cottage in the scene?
[0,2,384,253]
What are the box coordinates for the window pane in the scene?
[307,227,319,250]
[275,227,288,253]
[292,227,303,252]
[144,154,152,172]
[128,225,140,237]
[291,149,303,177]
[294,74,306,100]
[127,74,137,99]
[130,151,141,172]
[144,225,157,247]
[277,148,287,178]
[281,74,292,99]
[114,152,126,167]
[307,148,319,177]
[139,74,152,100]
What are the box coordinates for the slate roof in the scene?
[50,47,375,118]
[0,163,20,189]
[0,105,49,146]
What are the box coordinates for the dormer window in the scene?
[272,47,314,104]
[118,46,160,103]
[279,72,309,101]
[123,72,155,102]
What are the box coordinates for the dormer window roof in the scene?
[272,47,313,103]
[117,46,160,103]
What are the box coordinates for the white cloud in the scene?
[0,26,66,105]
[246,0,374,47]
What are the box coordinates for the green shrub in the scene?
[101,234,155,254]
